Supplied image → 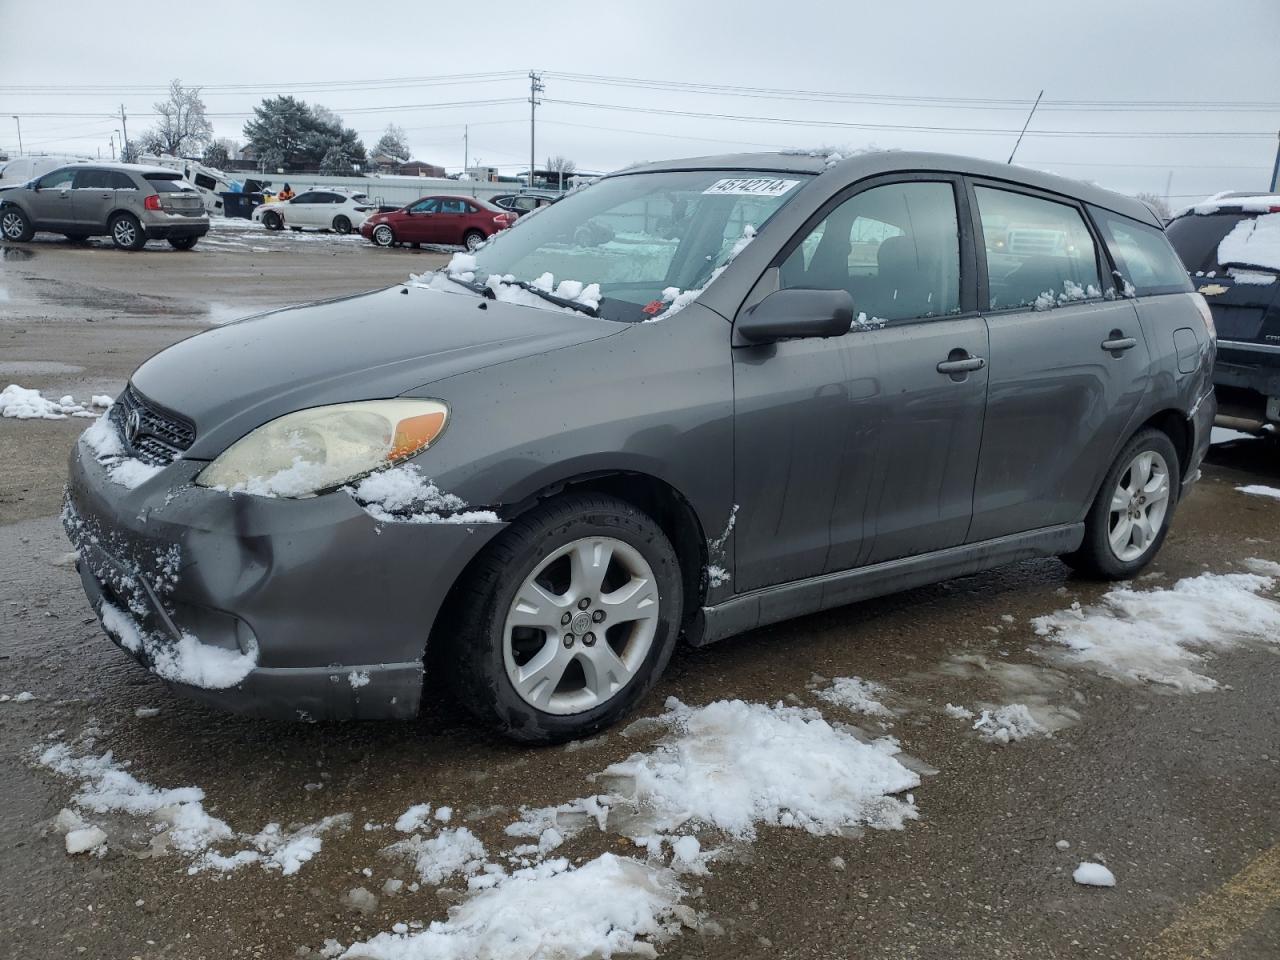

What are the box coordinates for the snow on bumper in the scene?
[64,432,508,720]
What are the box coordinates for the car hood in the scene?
[131,283,624,459]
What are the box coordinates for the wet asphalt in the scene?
[1,233,1279,960]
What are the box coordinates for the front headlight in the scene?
[195,399,448,497]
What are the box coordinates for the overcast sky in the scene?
[2,0,1278,204]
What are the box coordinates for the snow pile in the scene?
[602,697,919,838]
[0,385,112,420]
[192,815,351,876]
[943,703,975,720]
[39,736,349,877]
[1218,212,1280,272]
[395,803,434,834]
[815,676,893,717]
[1032,569,1280,691]
[80,411,164,489]
[382,827,487,885]
[347,465,499,525]
[100,600,258,690]
[1237,484,1280,501]
[1073,862,1116,887]
[650,225,756,321]
[972,704,1050,744]
[342,854,683,960]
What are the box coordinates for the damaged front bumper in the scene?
[64,432,507,720]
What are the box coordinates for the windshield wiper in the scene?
[509,280,599,317]
[442,272,495,299]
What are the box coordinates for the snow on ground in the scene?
[1,385,111,420]
[381,827,487,885]
[813,676,894,717]
[1073,862,1117,887]
[100,600,258,690]
[972,704,1051,744]
[1032,568,1280,691]
[1237,484,1280,501]
[38,734,349,876]
[347,465,499,525]
[341,696,923,959]
[944,703,975,720]
[342,854,684,960]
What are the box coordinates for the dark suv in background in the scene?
[0,162,208,250]
[1167,195,1280,431]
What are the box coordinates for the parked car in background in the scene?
[491,192,558,217]
[360,195,516,249]
[65,152,1214,742]
[251,190,375,233]
[1166,194,1280,433]
[0,162,208,250]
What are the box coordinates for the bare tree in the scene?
[545,154,576,189]
[374,124,411,162]
[144,79,213,157]
[1136,192,1172,221]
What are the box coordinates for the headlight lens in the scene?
[195,399,448,497]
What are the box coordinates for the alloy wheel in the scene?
[113,219,137,247]
[464,231,484,251]
[2,212,24,239]
[502,537,659,715]
[1108,450,1171,562]
[374,225,394,246]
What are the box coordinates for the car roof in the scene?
[63,162,184,177]
[1173,192,1280,218]
[618,150,1162,227]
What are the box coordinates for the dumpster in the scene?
[220,192,264,219]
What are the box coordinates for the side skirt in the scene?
[694,523,1084,647]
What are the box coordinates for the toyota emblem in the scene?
[124,409,143,446]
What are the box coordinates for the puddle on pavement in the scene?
[915,653,1084,735]
[0,246,34,261]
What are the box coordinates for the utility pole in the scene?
[463,124,469,176]
[11,116,21,155]
[1271,130,1280,194]
[119,105,129,161]
[1007,90,1043,165]
[109,134,116,160]
[528,71,544,189]
[1163,170,1174,212]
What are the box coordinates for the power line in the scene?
[542,98,1276,140]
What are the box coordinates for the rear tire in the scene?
[262,211,283,230]
[445,493,683,743]
[168,236,198,251]
[463,229,486,251]
[1,207,34,242]
[1063,428,1180,579]
[332,215,351,234]
[109,213,145,251]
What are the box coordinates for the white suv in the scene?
[251,190,375,234]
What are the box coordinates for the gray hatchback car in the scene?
[0,162,208,250]
[63,151,1216,741]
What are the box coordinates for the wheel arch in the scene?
[425,469,711,673]
[1137,408,1193,485]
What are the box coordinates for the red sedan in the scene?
[360,195,517,250]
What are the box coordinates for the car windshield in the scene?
[452,169,812,322]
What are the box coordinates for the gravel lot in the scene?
[2,228,1279,960]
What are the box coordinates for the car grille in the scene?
[109,384,196,466]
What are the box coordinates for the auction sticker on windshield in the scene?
[703,178,801,197]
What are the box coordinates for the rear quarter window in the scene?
[144,175,189,193]
[1091,207,1193,296]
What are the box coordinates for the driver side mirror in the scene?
[735,288,854,345]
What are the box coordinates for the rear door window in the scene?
[72,169,108,189]
[1090,207,1193,296]
[974,186,1102,310]
[440,199,468,214]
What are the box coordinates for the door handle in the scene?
[1101,334,1137,353]
[937,355,986,374]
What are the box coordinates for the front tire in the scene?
[463,229,486,251]
[109,213,145,251]
[1064,428,1179,579]
[1,207,34,242]
[371,224,395,247]
[446,493,683,743]
[261,210,283,230]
